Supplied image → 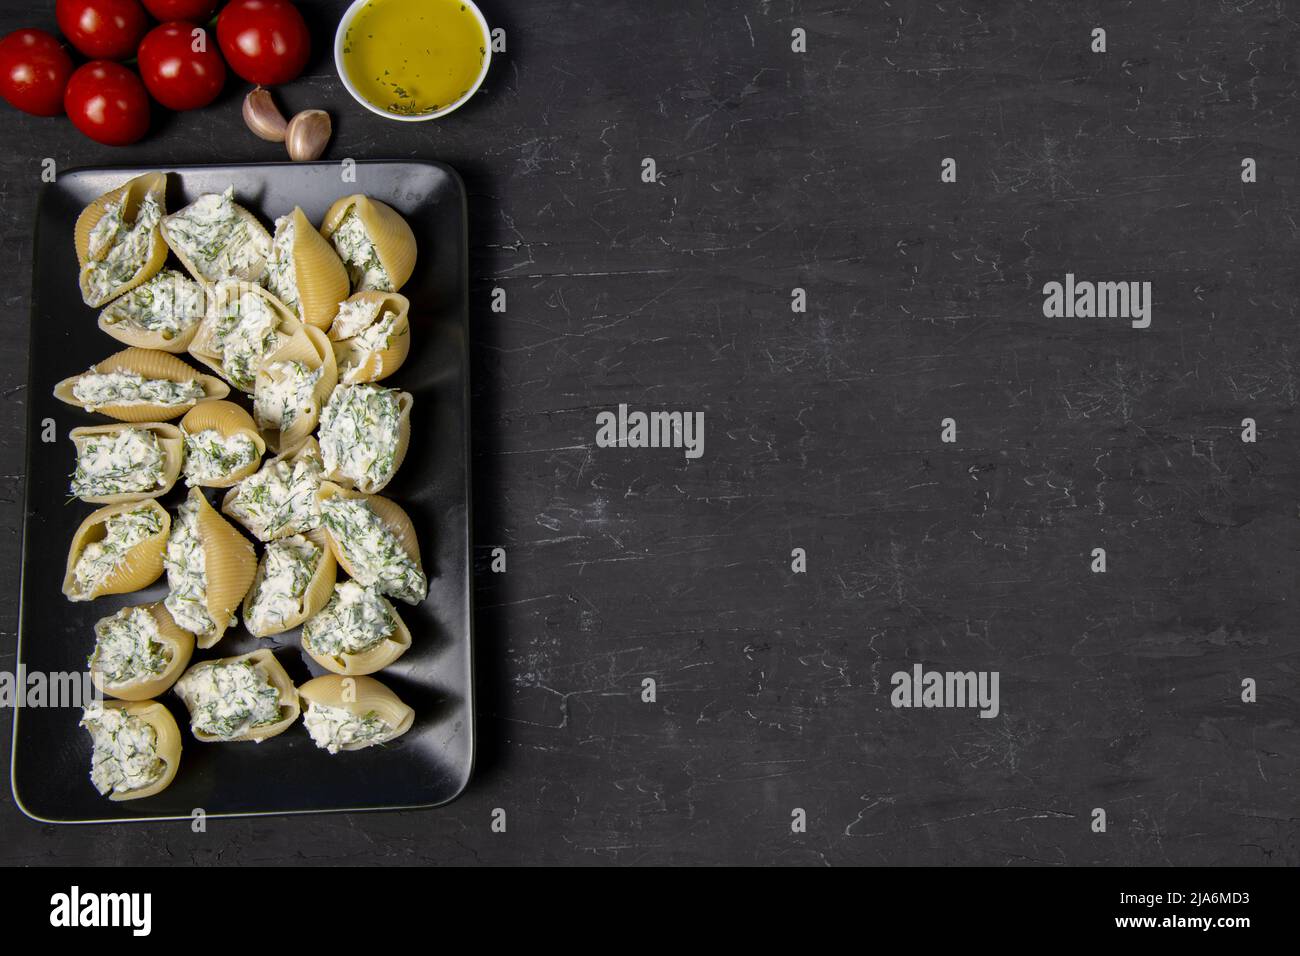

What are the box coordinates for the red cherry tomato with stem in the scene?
[216,0,310,87]
[64,60,151,145]
[138,22,227,110]
[0,29,74,116]
[141,0,220,20]
[56,0,150,61]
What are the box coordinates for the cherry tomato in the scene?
[138,22,226,110]
[141,0,220,19]
[216,0,310,86]
[56,0,149,60]
[0,29,74,116]
[64,60,150,145]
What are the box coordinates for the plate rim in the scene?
[10,159,476,824]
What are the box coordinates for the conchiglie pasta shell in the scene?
[242,530,337,637]
[298,674,414,750]
[255,325,338,454]
[284,207,350,329]
[63,500,170,601]
[322,389,412,494]
[179,401,266,488]
[161,194,271,286]
[180,648,299,743]
[190,282,313,394]
[317,483,424,583]
[331,292,411,384]
[69,422,183,504]
[75,172,169,307]
[92,602,195,701]
[54,348,230,422]
[302,589,411,676]
[220,437,322,539]
[185,487,257,648]
[320,195,417,292]
[97,271,206,353]
[89,699,183,801]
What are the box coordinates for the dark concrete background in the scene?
[0,0,1295,865]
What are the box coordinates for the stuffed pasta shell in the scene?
[319,195,416,293]
[190,281,319,394]
[317,383,412,493]
[75,171,168,308]
[55,347,229,422]
[301,581,411,676]
[179,401,266,488]
[317,484,426,605]
[253,325,337,453]
[89,603,194,701]
[221,437,324,542]
[299,674,413,754]
[69,422,183,504]
[98,268,206,353]
[264,207,350,329]
[174,649,299,743]
[163,487,257,648]
[328,292,411,384]
[63,500,170,601]
[80,699,182,801]
[160,187,271,286]
[241,530,336,637]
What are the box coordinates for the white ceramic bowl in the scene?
[333,0,492,122]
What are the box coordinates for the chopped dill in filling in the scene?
[319,496,425,604]
[225,452,323,541]
[264,213,301,316]
[99,269,205,343]
[303,700,390,754]
[330,207,391,292]
[175,659,283,739]
[318,384,403,487]
[71,427,166,500]
[244,534,321,633]
[83,193,162,303]
[89,606,171,687]
[206,285,286,392]
[163,188,269,284]
[72,506,165,594]
[254,360,321,434]
[303,581,397,657]
[81,706,165,796]
[163,497,216,637]
[71,371,205,411]
[183,428,259,484]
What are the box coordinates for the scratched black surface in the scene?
[0,0,1295,865]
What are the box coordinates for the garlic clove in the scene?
[286,109,332,162]
[243,87,288,143]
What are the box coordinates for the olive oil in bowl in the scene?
[336,0,490,120]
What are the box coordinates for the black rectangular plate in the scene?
[12,161,474,822]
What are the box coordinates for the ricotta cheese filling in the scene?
[175,659,283,740]
[207,286,286,391]
[330,207,391,291]
[328,296,384,340]
[244,534,321,633]
[71,371,206,411]
[303,580,396,657]
[225,452,323,541]
[319,497,426,604]
[163,188,269,283]
[73,506,165,594]
[83,193,162,303]
[89,606,171,687]
[71,427,166,500]
[163,497,217,637]
[183,428,259,485]
[264,213,301,316]
[81,706,165,796]
[319,384,403,487]
[99,268,205,343]
[253,360,321,434]
[303,700,390,754]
